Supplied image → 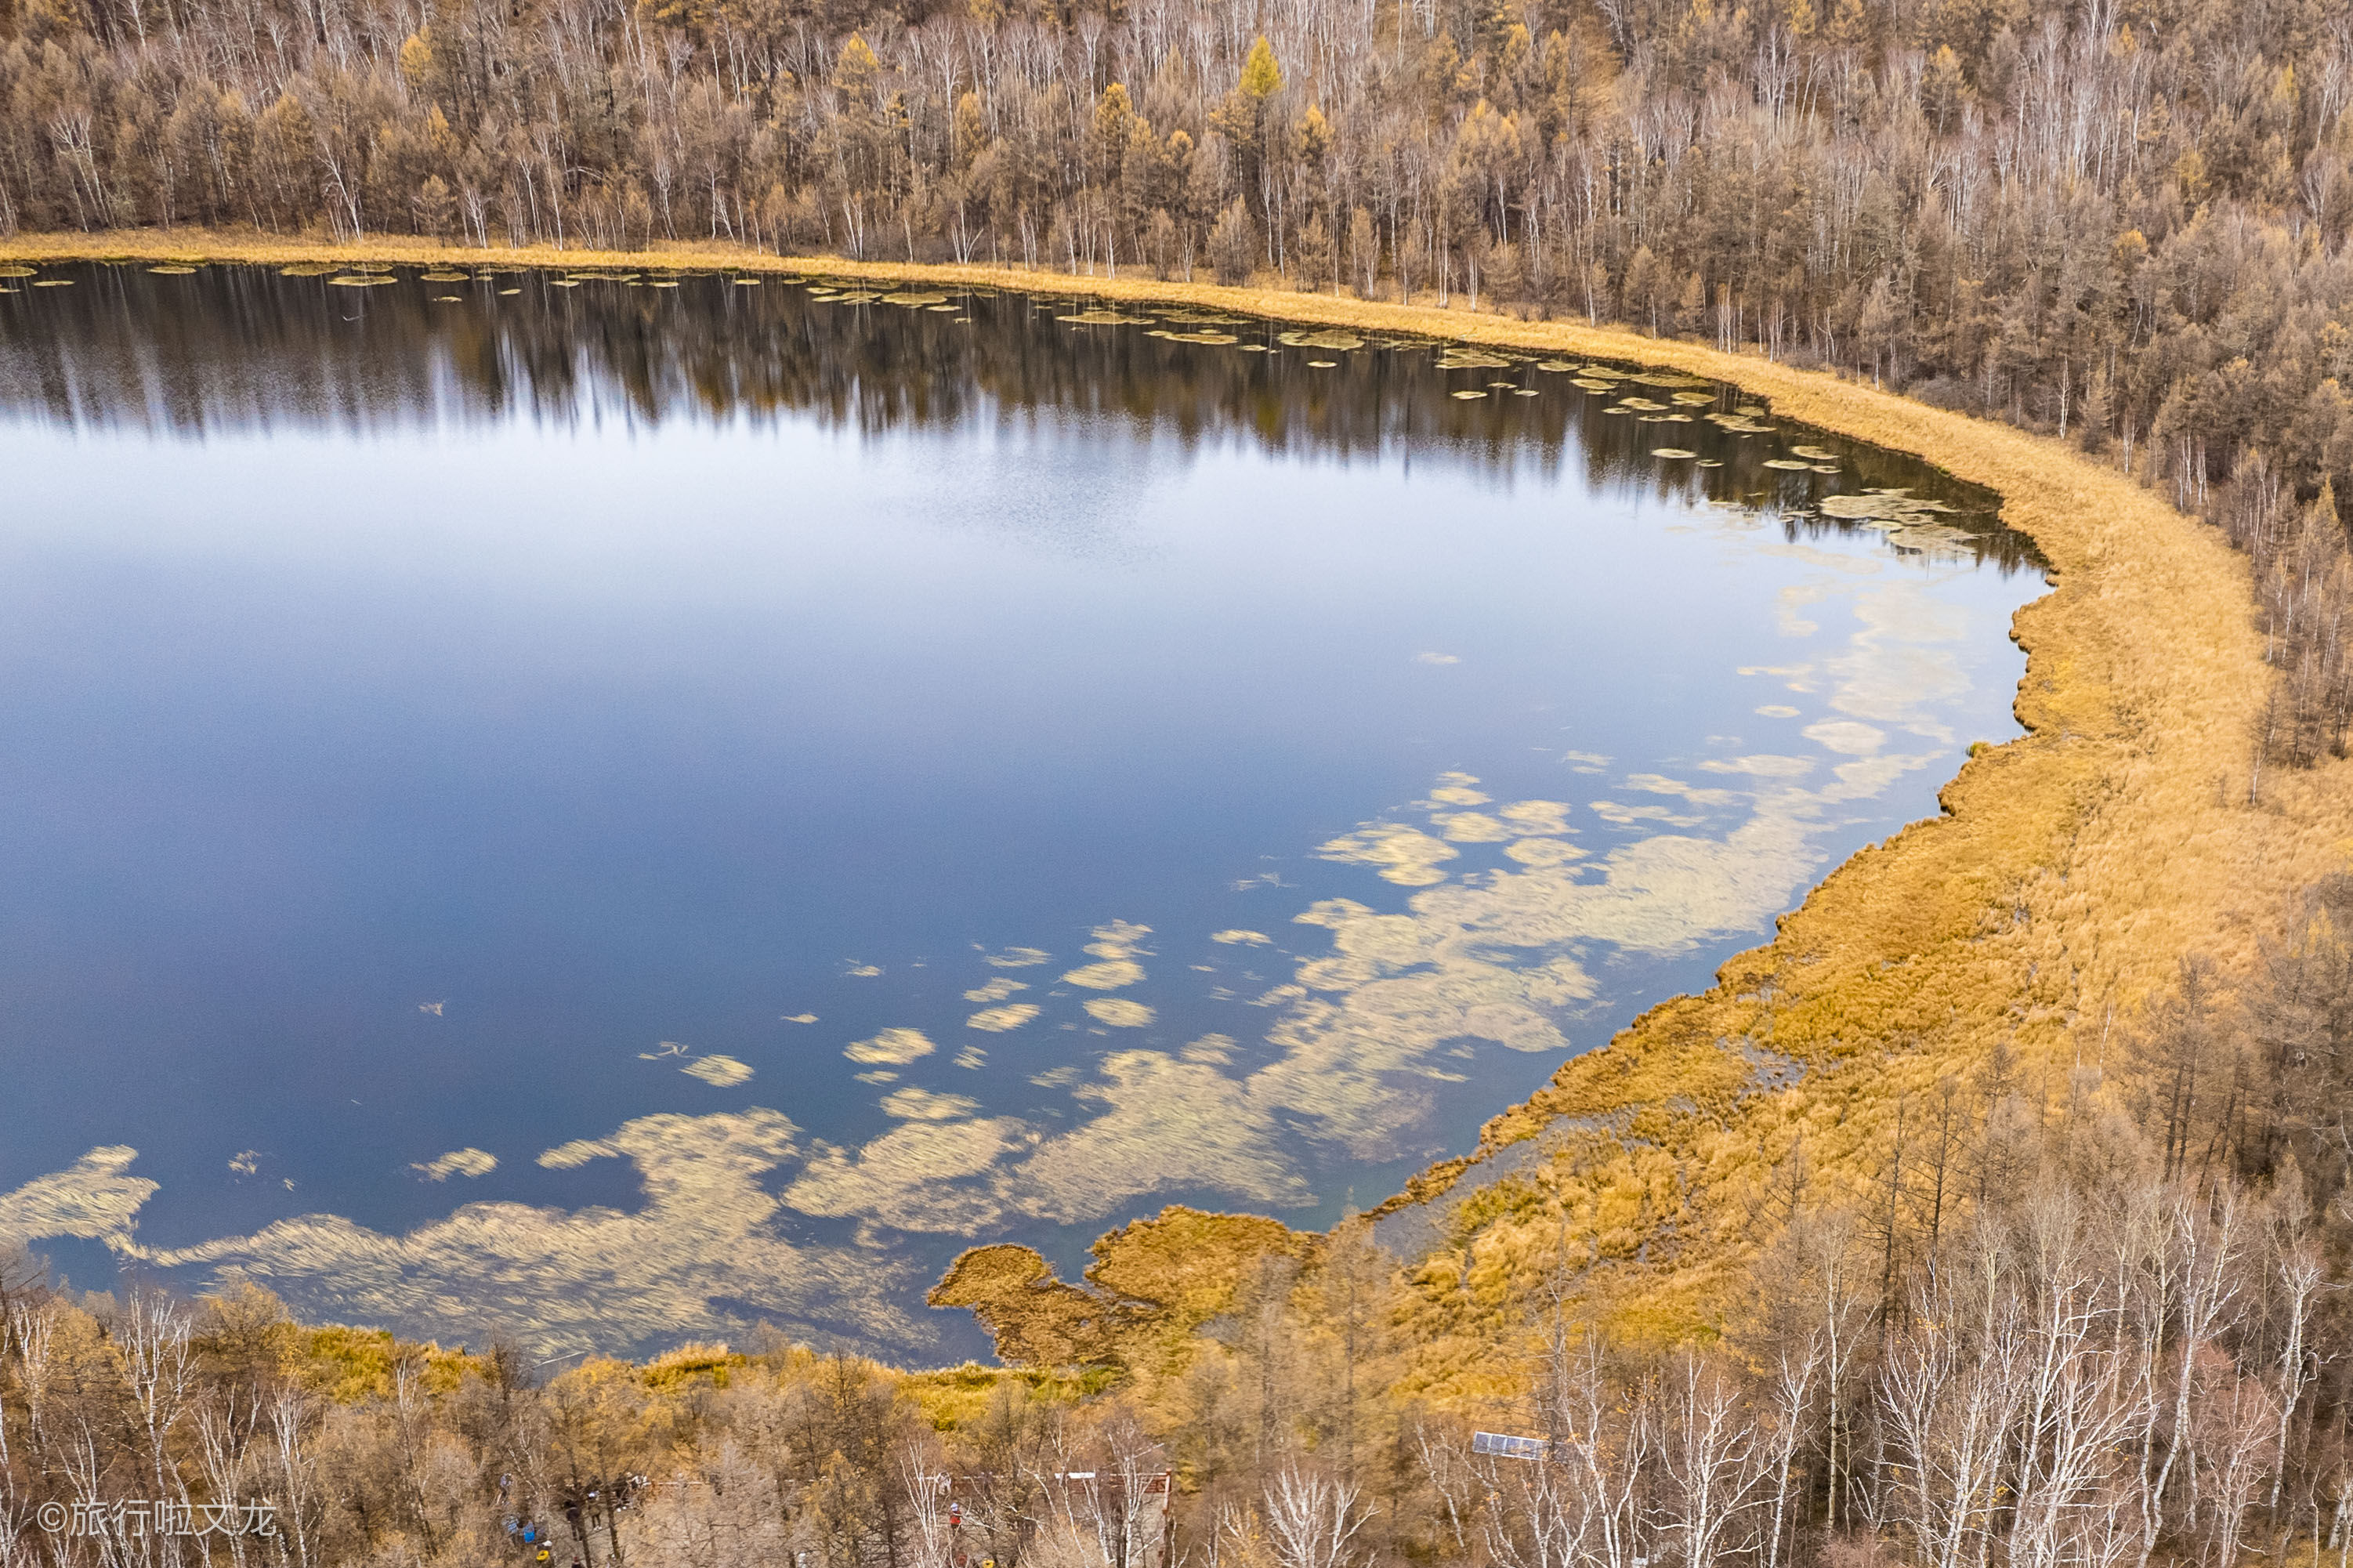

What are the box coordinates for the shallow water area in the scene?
[0,263,2042,1358]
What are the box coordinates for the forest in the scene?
[10,875,2353,1568]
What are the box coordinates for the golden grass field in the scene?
[9,228,2349,1393]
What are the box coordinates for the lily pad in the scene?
[328,275,398,287]
[1652,447,1697,458]
[0,264,34,277]
[1762,458,1814,470]
[1058,309,1150,324]
[31,279,74,287]
[1451,389,1489,400]
[885,291,950,306]
[420,270,468,281]
[147,265,199,274]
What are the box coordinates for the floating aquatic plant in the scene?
[845,1028,936,1064]
[1062,959,1144,990]
[1653,447,1698,458]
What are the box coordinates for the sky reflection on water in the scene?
[0,266,2040,1357]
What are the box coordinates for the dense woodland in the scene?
[10,878,2353,1568]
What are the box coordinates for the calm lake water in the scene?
[0,263,2041,1359]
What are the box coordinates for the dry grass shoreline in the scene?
[9,228,2349,1378]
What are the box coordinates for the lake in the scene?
[0,262,2041,1360]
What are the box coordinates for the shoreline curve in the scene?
[8,229,2347,1367]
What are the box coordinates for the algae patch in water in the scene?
[410,1148,496,1181]
[682,1055,754,1086]
[1061,959,1144,990]
[844,1027,936,1064]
